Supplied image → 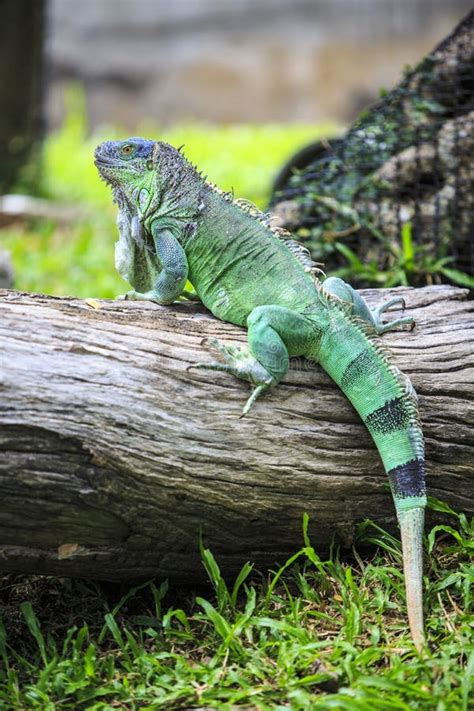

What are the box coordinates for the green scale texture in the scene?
[184,190,320,327]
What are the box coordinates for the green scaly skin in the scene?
[95,138,427,650]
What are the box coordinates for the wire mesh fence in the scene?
[270,10,473,287]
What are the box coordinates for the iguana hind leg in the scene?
[323,276,414,334]
[188,305,315,416]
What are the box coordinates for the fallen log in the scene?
[0,286,472,582]
[0,194,85,228]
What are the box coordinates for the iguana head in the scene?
[95,138,203,227]
[94,137,156,210]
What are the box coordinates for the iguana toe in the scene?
[374,295,406,315]
[240,381,273,418]
[371,296,415,334]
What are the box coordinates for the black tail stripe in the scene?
[365,397,409,435]
[340,349,377,390]
[387,458,426,498]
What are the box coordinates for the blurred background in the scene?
[0,0,472,297]
[47,0,471,128]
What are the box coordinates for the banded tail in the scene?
[317,306,426,650]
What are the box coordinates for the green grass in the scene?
[1,500,472,709]
[1,90,337,298]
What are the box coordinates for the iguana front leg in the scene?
[189,305,315,416]
[323,276,414,334]
[125,220,188,305]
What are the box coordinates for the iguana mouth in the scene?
[94,157,125,169]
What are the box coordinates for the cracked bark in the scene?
[0,286,472,582]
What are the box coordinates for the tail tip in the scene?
[397,503,426,652]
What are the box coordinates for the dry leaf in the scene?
[57,543,80,559]
[85,298,102,310]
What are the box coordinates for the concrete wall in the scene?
[46,0,472,128]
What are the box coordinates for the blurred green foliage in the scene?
[1,88,337,297]
[331,222,474,289]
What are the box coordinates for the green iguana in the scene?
[95,137,427,650]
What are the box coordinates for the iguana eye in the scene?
[121,144,133,155]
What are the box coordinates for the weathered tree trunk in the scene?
[0,0,46,192]
[0,287,472,582]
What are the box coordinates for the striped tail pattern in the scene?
[316,299,426,650]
